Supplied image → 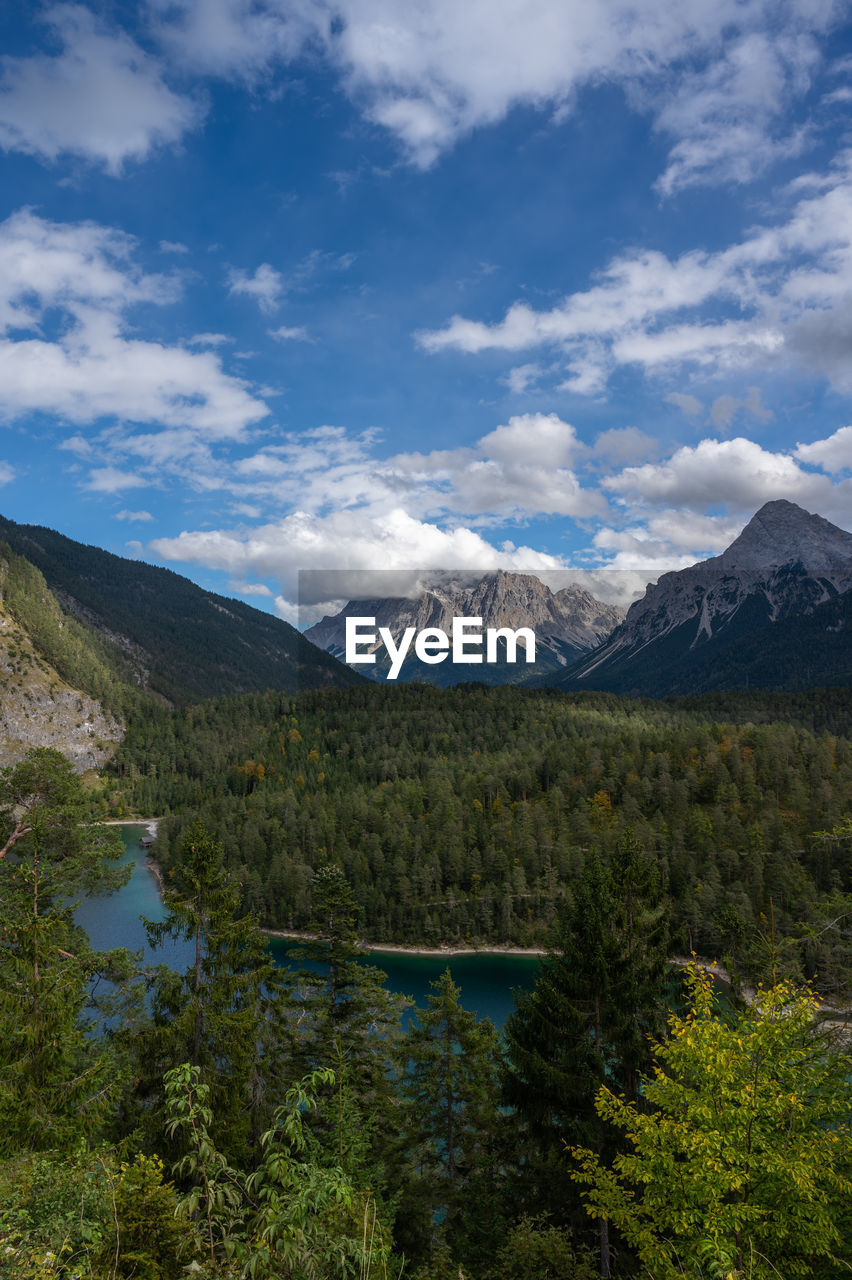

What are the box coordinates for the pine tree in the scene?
[0,747,127,1151]
[137,819,280,1163]
[503,834,669,1276]
[281,864,408,1216]
[398,969,502,1264]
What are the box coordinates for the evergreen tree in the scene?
[0,747,127,1151]
[398,969,503,1265]
[503,835,669,1276]
[136,820,280,1163]
[281,864,408,1224]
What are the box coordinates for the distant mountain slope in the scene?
[556,500,852,695]
[0,541,123,768]
[305,569,624,686]
[0,515,360,707]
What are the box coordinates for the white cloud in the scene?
[159,240,189,253]
[418,152,852,395]
[151,506,573,616]
[0,209,268,441]
[152,0,840,189]
[476,412,579,467]
[227,263,285,313]
[0,460,14,485]
[653,33,818,195]
[269,325,312,342]
[228,578,273,596]
[115,507,154,521]
[0,5,200,173]
[795,424,852,472]
[665,391,703,421]
[86,466,148,493]
[605,435,852,527]
[502,363,543,394]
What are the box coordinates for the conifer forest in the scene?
[2,684,852,1278]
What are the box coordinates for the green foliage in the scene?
[572,965,852,1279]
[399,969,502,1263]
[494,1215,598,1280]
[110,683,852,989]
[0,749,128,1152]
[134,820,282,1164]
[0,539,137,720]
[0,1145,112,1278]
[163,1061,395,1280]
[502,835,669,1252]
[100,1153,193,1280]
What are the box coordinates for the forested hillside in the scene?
[109,684,852,987]
[0,514,360,706]
[6,749,851,1279]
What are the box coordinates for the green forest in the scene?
[2,743,852,1279]
[105,683,852,991]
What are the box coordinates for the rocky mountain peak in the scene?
[716,500,852,573]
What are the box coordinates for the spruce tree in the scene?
[0,747,127,1151]
[136,819,280,1163]
[503,832,669,1276]
[398,969,503,1265]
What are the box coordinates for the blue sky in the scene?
[1,0,852,623]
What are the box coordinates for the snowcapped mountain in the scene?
[562,500,852,695]
[305,570,624,685]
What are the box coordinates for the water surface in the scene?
[78,824,540,1028]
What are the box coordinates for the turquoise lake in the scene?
[76,824,541,1028]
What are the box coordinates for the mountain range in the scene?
[308,501,852,696]
[1,499,850,769]
[305,570,625,685]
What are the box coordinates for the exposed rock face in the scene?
[0,607,121,771]
[306,570,624,683]
[570,500,852,688]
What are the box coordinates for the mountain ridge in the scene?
[306,569,625,685]
[0,514,360,712]
[558,500,852,695]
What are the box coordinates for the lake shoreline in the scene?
[111,821,547,959]
[263,927,547,958]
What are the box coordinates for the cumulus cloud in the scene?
[0,460,14,485]
[795,424,852,472]
[227,263,285,313]
[151,506,574,619]
[0,208,268,441]
[0,5,200,172]
[221,413,605,526]
[605,435,852,527]
[418,152,852,396]
[141,410,852,615]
